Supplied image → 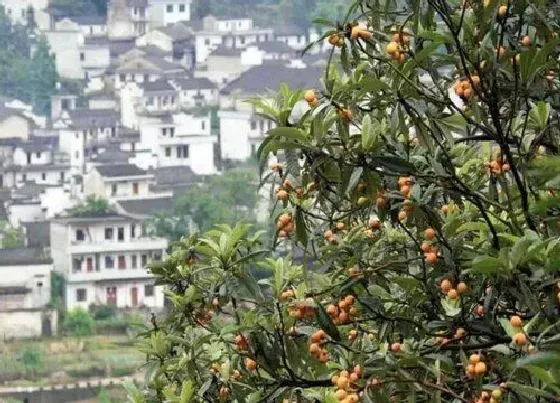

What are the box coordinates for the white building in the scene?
[0,247,58,339]
[50,212,167,310]
[84,163,153,200]
[173,77,218,108]
[0,107,33,141]
[194,15,274,65]
[0,0,49,26]
[45,18,85,80]
[218,63,322,161]
[108,0,148,38]
[148,0,191,28]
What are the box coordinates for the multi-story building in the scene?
[50,212,167,310]
[83,163,154,200]
[147,0,191,28]
[0,0,49,26]
[0,247,58,339]
[108,0,148,38]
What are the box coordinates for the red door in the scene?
[106,287,117,305]
[86,258,93,272]
[131,287,138,307]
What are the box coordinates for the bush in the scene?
[90,304,118,321]
[63,308,95,337]
[134,1,560,402]
[19,345,44,377]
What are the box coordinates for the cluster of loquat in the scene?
[395,176,414,221]
[309,329,330,363]
[330,365,363,402]
[421,227,440,265]
[385,28,410,63]
[325,295,358,325]
[276,213,295,239]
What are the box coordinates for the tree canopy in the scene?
[133,0,560,402]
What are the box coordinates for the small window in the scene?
[239,36,245,45]
[145,285,154,297]
[170,127,175,137]
[75,151,80,159]
[260,120,264,131]
[250,120,257,130]
[117,227,125,241]
[60,171,65,181]
[183,145,189,158]
[41,173,46,181]
[22,173,27,181]
[119,73,126,82]
[26,152,31,164]
[105,256,114,269]
[179,4,185,12]
[165,147,171,157]
[161,128,167,136]
[166,4,173,12]
[201,120,206,130]
[86,257,93,272]
[76,229,85,241]
[72,258,81,272]
[111,183,117,196]
[118,255,126,269]
[132,182,139,195]
[141,254,148,267]
[37,281,43,287]
[76,288,87,302]
[80,52,85,61]
[251,143,257,156]
[36,152,41,158]
[105,227,113,240]
[204,38,210,45]
[146,96,154,106]
[111,127,116,137]
[131,255,138,268]
[131,224,136,238]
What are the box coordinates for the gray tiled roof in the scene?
[68,15,107,25]
[152,166,198,185]
[222,63,323,95]
[258,41,295,54]
[140,79,176,92]
[210,46,241,57]
[118,197,173,216]
[174,77,216,90]
[95,163,147,177]
[0,247,52,266]
[272,24,307,36]
[67,108,119,129]
[156,23,193,42]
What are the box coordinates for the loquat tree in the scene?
[132,0,560,402]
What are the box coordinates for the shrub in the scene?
[134,1,560,402]
[19,345,44,376]
[63,308,95,337]
[90,304,118,321]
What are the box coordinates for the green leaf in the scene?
[528,101,550,130]
[440,114,467,135]
[371,156,415,173]
[469,256,506,275]
[516,352,560,370]
[505,381,557,400]
[315,302,341,341]
[361,115,374,151]
[180,380,194,403]
[359,76,390,93]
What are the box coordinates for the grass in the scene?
[0,335,145,387]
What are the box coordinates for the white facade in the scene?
[50,215,167,310]
[0,262,52,309]
[148,0,191,28]
[8,202,45,227]
[0,114,32,140]
[0,0,49,25]
[45,19,85,80]
[83,167,153,201]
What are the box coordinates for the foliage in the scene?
[19,345,44,375]
[63,308,95,337]
[136,1,560,402]
[97,387,112,403]
[90,304,118,321]
[49,0,108,17]
[151,170,260,241]
[0,221,25,249]
[0,9,57,116]
[67,195,112,217]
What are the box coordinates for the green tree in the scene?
[63,308,95,337]
[19,345,44,377]
[0,221,25,249]
[67,195,111,217]
[134,1,560,402]
[29,37,58,116]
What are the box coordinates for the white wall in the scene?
[148,0,191,27]
[0,0,49,25]
[136,29,173,52]
[195,34,223,64]
[218,109,252,160]
[0,115,31,140]
[89,98,118,110]
[8,203,45,227]
[57,129,84,174]
[45,28,84,80]
[80,24,107,37]
[13,148,52,165]
[0,263,52,308]
[0,310,55,339]
[67,281,164,310]
[16,170,67,186]
[40,188,75,218]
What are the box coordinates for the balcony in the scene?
[69,237,168,254]
[68,267,154,283]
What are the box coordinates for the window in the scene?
[77,289,87,302]
[105,256,114,269]
[177,145,189,158]
[162,96,168,106]
[111,127,116,137]
[146,96,154,106]
[111,183,117,195]
[76,229,85,241]
[166,4,173,13]
[117,227,125,241]
[26,152,31,164]
[41,173,46,181]
[131,255,138,268]
[22,173,27,181]
[133,7,138,15]
[132,182,139,195]
[145,284,154,297]
[165,147,171,157]
[161,128,167,136]
[251,143,257,156]
[36,152,41,158]
[105,227,113,240]
[179,4,185,12]
[72,258,81,272]
[119,73,126,82]
[75,151,80,159]
[260,120,264,131]
[250,120,257,130]
[239,36,245,45]
[80,52,85,61]
[204,38,210,45]
[169,127,175,137]
[60,172,65,182]
[201,120,206,130]
[61,99,70,110]
[131,224,136,238]
[86,257,93,272]
[141,254,148,267]
[37,281,43,288]
[118,255,126,269]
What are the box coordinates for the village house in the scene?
[219,62,322,161]
[0,247,58,339]
[147,0,192,28]
[0,0,50,27]
[50,211,167,310]
[173,77,218,108]
[83,163,154,200]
